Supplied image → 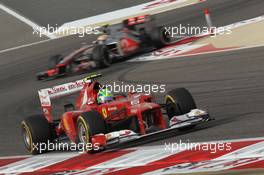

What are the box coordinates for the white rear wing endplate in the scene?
[38,78,91,122]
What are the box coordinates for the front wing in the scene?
[91,109,213,151]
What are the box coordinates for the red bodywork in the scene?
[39,79,167,143]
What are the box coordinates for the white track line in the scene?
[1,32,264,56]
[0,3,263,56]
[0,3,56,39]
[59,0,189,30]
[0,0,204,53]
[0,38,53,54]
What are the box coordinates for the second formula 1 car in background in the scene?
[36,15,170,80]
[22,74,212,154]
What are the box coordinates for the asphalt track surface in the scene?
[0,0,152,27]
[0,9,46,51]
[0,0,264,156]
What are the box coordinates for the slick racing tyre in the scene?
[76,111,107,152]
[92,45,111,68]
[21,115,54,155]
[150,26,170,49]
[165,88,197,119]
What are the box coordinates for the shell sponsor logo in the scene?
[63,117,70,131]
[102,107,108,118]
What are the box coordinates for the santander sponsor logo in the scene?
[48,86,67,95]
[68,81,85,90]
[48,81,85,95]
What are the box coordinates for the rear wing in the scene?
[38,74,102,122]
[123,15,152,26]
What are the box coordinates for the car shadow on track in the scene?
[39,112,259,156]
[106,111,260,152]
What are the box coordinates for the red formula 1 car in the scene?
[21,74,211,154]
[36,15,170,80]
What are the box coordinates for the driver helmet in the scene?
[97,34,108,41]
[97,87,113,104]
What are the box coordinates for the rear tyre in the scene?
[149,26,170,49]
[21,115,54,155]
[92,45,111,68]
[76,111,107,152]
[165,88,196,119]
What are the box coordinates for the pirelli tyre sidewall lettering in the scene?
[21,115,54,155]
[165,94,178,119]
[165,95,176,103]
[77,116,91,145]
[21,121,33,153]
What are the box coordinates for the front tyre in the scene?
[150,26,170,49]
[21,115,54,155]
[165,88,197,130]
[92,45,111,68]
[76,111,106,152]
[165,88,196,119]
